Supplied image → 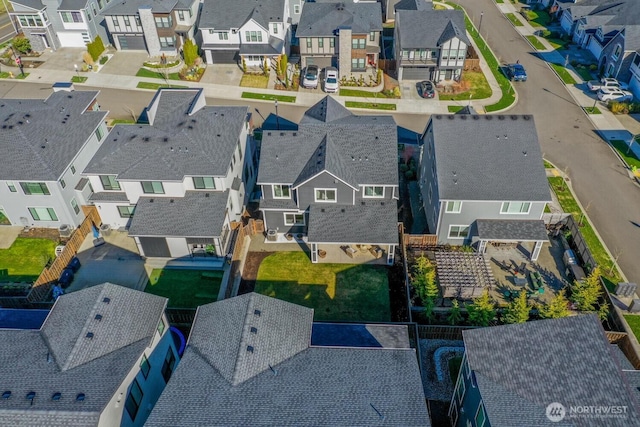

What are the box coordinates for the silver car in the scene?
[302,65,319,89]
[324,67,339,93]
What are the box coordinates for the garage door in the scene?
[138,237,171,257]
[211,51,238,64]
[305,56,333,69]
[118,35,147,51]
[629,75,640,101]
[402,67,432,80]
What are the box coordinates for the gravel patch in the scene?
[419,339,464,402]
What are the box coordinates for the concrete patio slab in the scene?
[0,227,23,249]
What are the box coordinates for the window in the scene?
[141,181,164,194]
[237,140,243,160]
[71,198,80,215]
[60,179,66,189]
[351,38,365,49]
[178,10,185,20]
[161,349,176,383]
[61,11,83,23]
[218,32,228,40]
[500,202,531,214]
[448,225,469,239]
[428,184,432,203]
[95,126,104,141]
[140,354,151,379]
[613,44,621,59]
[315,189,336,202]
[123,16,130,27]
[100,175,120,191]
[17,15,44,27]
[157,318,166,336]
[294,4,300,13]
[155,16,172,28]
[159,37,175,48]
[606,63,614,76]
[446,201,462,213]
[20,182,50,195]
[272,185,290,199]
[117,206,135,218]
[245,31,262,42]
[318,38,324,48]
[475,402,486,427]
[363,186,384,198]
[28,207,58,221]
[330,38,335,48]
[272,23,278,34]
[7,182,16,192]
[124,379,143,421]
[369,32,375,41]
[456,374,465,404]
[97,0,105,9]
[193,177,216,189]
[111,16,119,27]
[306,38,312,49]
[284,213,305,226]
[71,165,76,174]
[135,15,141,26]
[351,58,365,70]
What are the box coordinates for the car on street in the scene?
[506,63,527,81]
[597,88,633,102]
[587,77,629,92]
[324,67,339,93]
[302,65,319,89]
[416,80,436,98]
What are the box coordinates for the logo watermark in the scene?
[546,402,628,422]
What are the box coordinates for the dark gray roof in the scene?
[84,89,248,180]
[307,202,399,244]
[311,323,411,348]
[297,1,382,37]
[146,293,430,426]
[8,0,43,10]
[102,0,178,14]
[397,9,469,49]
[127,191,229,237]
[394,0,432,11]
[0,283,167,424]
[238,36,283,55]
[74,177,89,191]
[89,191,129,202]
[59,0,89,10]
[463,315,640,426]
[258,198,299,210]
[1,91,106,181]
[429,115,551,202]
[199,0,286,29]
[476,219,549,242]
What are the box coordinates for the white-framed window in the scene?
[284,213,305,226]
[218,32,228,40]
[272,23,278,34]
[118,205,135,218]
[363,186,384,198]
[141,181,164,194]
[612,44,621,60]
[71,165,76,174]
[606,63,614,76]
[7,182,16,192]
[71,198,80,215]
[294,4,300,13]
[448,225,469,239]
[95,126,104,141]
[159,37,175,48]
[61,11,83,23]
[272,185,290,199]
[28,207,58,221]
[455,372,466,405]
[446,201,462,213]
[155,16,172,28]
[315,188,336,202]
[245,31,262,42]
[20,182,50,195]
[318,38,324,48]
[369,32,375,42]
[100,175,120,191]
[178,10,185,20]
[60,179,66,189]
[17,14,44,27]
[500,201,531,214]
[475,402,487,427]
[193,177,216,189]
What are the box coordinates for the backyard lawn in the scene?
[0,238,56,282]
[254,252,391,322]
[623,315,640,343]
[144,269,222,308]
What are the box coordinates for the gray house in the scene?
[0,86,107,229]
[0,282,178,427]
[146,292,430,426]
[257,96,399,265]
[419,114,551,260]
[394,7,469,81]
[451,315,640,426]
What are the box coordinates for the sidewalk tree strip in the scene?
[240,74,269,89]
[135,68,181,81]
[506,13,524,27]
[448,105,465,113]
[339,88,396,98]
[345,101,396,110]
[550,63,576,84]
[544,160,555,168]
[623,315,640,344]
[610,140,640,169]
[71,76,88,83]
[241,92,296,102]
[583,106,601,115]
[525,35,546,51]
[438,71,492,100]
[137,82,188,90]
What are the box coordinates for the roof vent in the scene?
[447,115,455,120]
[321,208,325,212]
[485,116,493,120]
[523,115,531,120]
[361,201,365,205]
[498,115,505,120]
[473,116,480,120]
[381,202,385,206]
[191,119,196,123]
[280,132,284,136]
[216,134,221,137]
[435,115,442,119]
[170,199,174,203]
[504,134,508,139]
[205,193,210,197]
[188,125,193,129]
[95,314,103,321]
[511,115,518,120]
[86,332,94,339]
[26,392,36,404]
[523,151,527,156]
[246,346,254,353]
[47,352,53,363]
[293,132,297,136]
[149,199,154,203]
[76,393,85,402]
[143,137,150,142]
[375,136,379,139]
[250,327,258,334]
[52,393,62,401]
[102,297,110,304]
[460,115,467,120]
[267,132,271,136]
[341,208,345,213]
[2,391,11,399]
[269,364,278,375]
[254,309,261,316]
[163,137,168,142]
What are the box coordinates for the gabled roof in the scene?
[0,90,106,181]
[199,0,286,29]
[463,315,640,426]
[428,115,551,202]
[396,9,469,49]
[296,0,382,37]
[394,0,432,11]
[83,89,248,181]
[102,0,182,15]
[58,0,89,10]
[8,0,43,10]
[302,95,355,124]
[293,134,358,189]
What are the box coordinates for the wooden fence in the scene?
[225,218,264,299]
[378,59,396,73]
[564,215,597,271]
[404,234,438,248]
[28,206,101,302]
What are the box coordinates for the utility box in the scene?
[616,282,638,298]
[629,299,640,313]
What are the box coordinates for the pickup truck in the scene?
[587,77,629,92]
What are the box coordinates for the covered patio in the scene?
[476,219,549,262]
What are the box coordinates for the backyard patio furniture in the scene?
[369,246,384,259]
[318,249,327,258]
[513,276,528,286]
[344,246,358,258]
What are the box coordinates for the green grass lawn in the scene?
[339,88,395,98]
[144,269,222,308]
[240,74,269,88]
[241,92,296,102]
[448,105,465,113]
[573,65,594,81]
[495,0,504,3]
[0,238,56,282]
[623,315,640,343]
[550,63,576,84]
[345,101,396,110]
[544,160,555,168]
[136,68,181,80]
[506,13,524,26]
[254,252,391,322]
[439,71,492,101]
[610,140,640,169]
[546,38,568,50]
[525,35,547,51]
[584,106,601,114]
[523,10,551,27]
[137,82,188,90]
[110,119,136,125]
[71,75,88,83]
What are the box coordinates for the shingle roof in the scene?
[199,0,286,29]
[397,9,469,49]
[89,191,129,202]
[394,0,432,11]
[463,315,640,426]
[58,0,89,10]
[307,202,399,244]
[476,219,549,242]
[102,0,179,14]
[127,190,229,237]
[296,0,382,37]
[429,115,551,202]
[7,0,43,10]
[1,90,106,181]
[83,89,248,181]
[145,293,430,426]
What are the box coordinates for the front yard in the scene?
[254,251,391,322]
[0,238,56,282]
[438,71,492,101]
[144,269,222,308]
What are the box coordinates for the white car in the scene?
[597,88,633,102]
[324,67,339,93]
[302,65,319,89]
[588,77,629,92]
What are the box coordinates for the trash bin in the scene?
[99,223,111,236]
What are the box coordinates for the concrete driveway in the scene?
[37,48,85,71]
[200,64,243,86]
[99,51,151,76]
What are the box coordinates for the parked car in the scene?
[324,67,339,93]
[302,65,319,89]
[597,88,633,102]
[416,80,435,98]
[587,77,629,92]
[506,63,527,81]
[58,268,75,289]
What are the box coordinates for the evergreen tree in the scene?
[466,291,495,327]
[183,39,199,67]
[570,267,602,312]
[540,289,570,319]
[502,291,530,324]
[412,254,438,304]
[447,300,463,325]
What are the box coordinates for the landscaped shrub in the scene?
[12,36,31,54]
[82,51,94,66]
[86,36,105,62]
[99,56,108,65]
[608,101,631,115]
[183,39,199,67]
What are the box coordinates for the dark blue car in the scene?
[507,63,527,81]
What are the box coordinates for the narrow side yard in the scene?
[144,269,222,308]
[0,238,56,282]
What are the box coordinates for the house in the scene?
[197,0,290,66]
[0,85,107,229]
[102,0,199,55]
[82,88,256,260]
[450,315,640,426]
[394,6,469,81]
[257,96,399,265]
[629,50,640,100]
[0,282,178,427]
[418,114,551,260]
[297,0,382,78]
[145,292,430,426]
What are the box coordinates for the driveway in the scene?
[99,51,151,76]
[200,64,243,86]
[37,48,85,71]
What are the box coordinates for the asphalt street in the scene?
[456,0,640,284]
[0,13,16,43]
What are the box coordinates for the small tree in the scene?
[12,36,31,54]
[242,57,247,73]
[263,58,269,77]
[502,291,530,324]
[447,300,463,326]
[412,254,438,304]
[183,39,199,67]
[598,301,610,323]
[279,54,288,86]
[466,291,495,327]
[86,35,105,61]
[570,267,603,312]
[422,297,436,324]
[540,289,570,319]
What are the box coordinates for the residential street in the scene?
[0,13,16,43]
[455,0,640,285]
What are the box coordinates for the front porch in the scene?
[312,243,392,265]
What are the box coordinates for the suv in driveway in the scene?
[416,80,435,98]
[302,65,319,89]
[597,88,634,102]
[506,63,527,81]
[324,67,339,93]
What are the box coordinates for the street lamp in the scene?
[275,100,279,131]
[479,12,484,35]
[74,64,80,79]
